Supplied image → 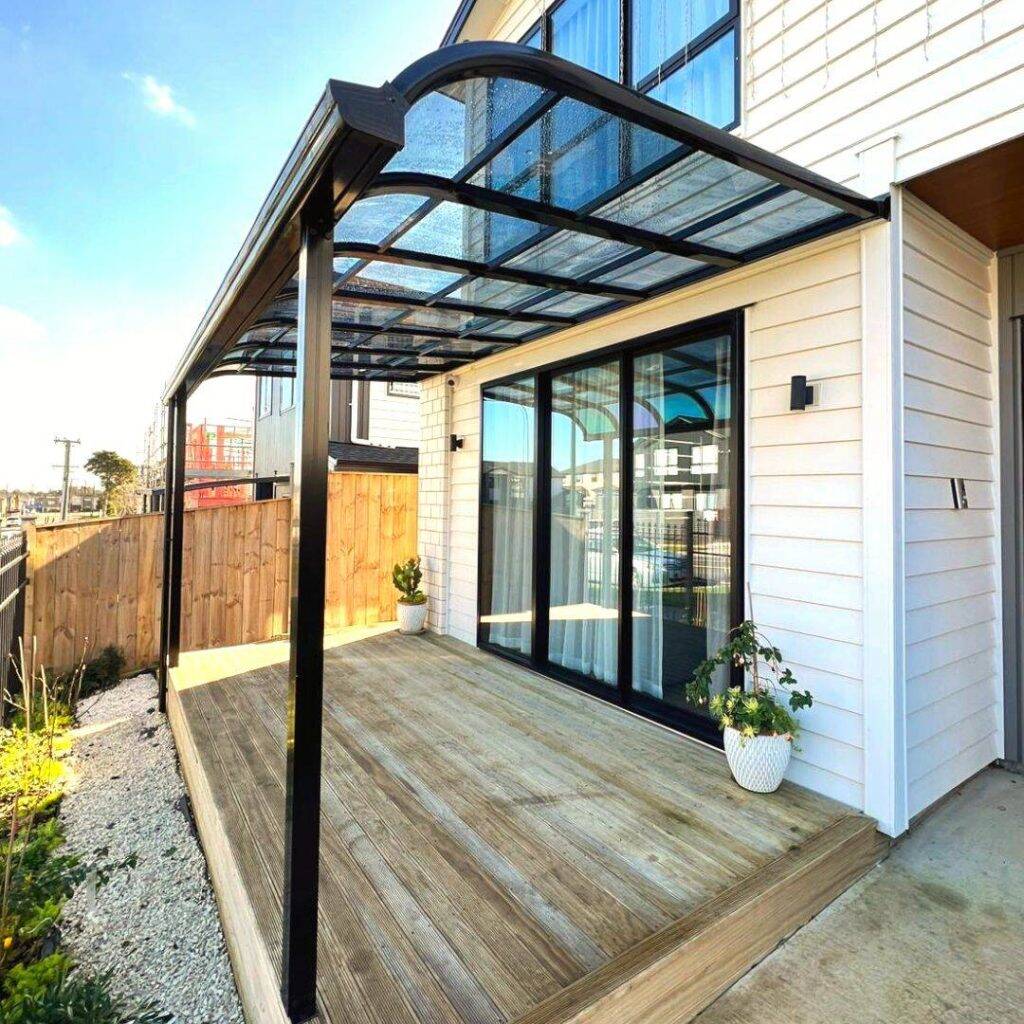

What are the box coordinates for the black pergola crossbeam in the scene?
[334,243,647,300]
[367,172,742,267]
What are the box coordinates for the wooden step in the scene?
[512,815,888,1024]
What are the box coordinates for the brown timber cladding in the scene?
[23,472,418,674]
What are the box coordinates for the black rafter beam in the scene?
[333,242,644,300]
[365,172,741,267]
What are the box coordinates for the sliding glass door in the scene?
[478,315,742,742]
[631,333,737,721]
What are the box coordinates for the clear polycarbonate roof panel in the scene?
[219,49,883,383]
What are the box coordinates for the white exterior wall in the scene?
[470,0,1024,191]
[900,195,1002,818]
[363,382,420,448]
[421,0,1022,824]
[421,231,881,810]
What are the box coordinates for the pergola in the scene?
[158,41,886,1022]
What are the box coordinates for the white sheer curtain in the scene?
[631,378,666,698]
[547,364,619,685]
[480,385,535,656]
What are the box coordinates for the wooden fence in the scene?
[24,472,418,674]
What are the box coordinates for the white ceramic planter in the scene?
[397,600,428,635]
[723,727,792,793]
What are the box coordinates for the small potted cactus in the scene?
[685,620,813,793]
[392,556,428,635]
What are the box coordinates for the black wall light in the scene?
[790,375,815,411]
[449,434,464,452]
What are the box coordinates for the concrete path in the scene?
[694,767,1023,1024]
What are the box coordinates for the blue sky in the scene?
[0,0,458,489]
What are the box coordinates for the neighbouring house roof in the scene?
[329,441,418,472]
[164,42,887,402]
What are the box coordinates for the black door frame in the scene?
[476,307,744,747]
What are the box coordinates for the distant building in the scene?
[253,378,418,496]
[140,405,254,511]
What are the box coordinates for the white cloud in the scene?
[123,72,196,128]
[0,206,22,247]
[0,301,252,489]
[0,304,45,345]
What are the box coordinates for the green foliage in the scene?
[0,728,68,814]
[1,954,170,1024]
[78,647,126,698]
[685,620,813,740]
[83,451,137,517]
[392,557,426,604]
[1,817,86,967]
[1,649,147,1018]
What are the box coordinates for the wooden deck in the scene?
[168,627,886,1024]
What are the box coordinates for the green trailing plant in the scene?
[685,620,813,741]
[392,557,426,605]
[1,642,138,989]
[1,954,169,1024]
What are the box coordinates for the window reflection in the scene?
[632,335,734,714]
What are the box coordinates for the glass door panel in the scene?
[631,334,735,716]
[548,360,620,687]
[480,378,536,656]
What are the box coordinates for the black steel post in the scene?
[158,399,176,709]
[167,388,187,675]
[281,179,334,1024]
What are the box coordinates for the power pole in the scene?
[53,437,80,521]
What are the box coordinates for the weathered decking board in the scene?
[170,630,886,1024]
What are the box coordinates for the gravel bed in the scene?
[60,673,244,1024]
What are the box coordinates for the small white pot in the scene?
[397,600,428,635]
[723,726,792,793]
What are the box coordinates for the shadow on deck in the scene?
[168,627,886,1024]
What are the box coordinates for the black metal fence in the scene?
[0,531,28,705]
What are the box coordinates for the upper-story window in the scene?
[551,0,620,82]
[521,0,739,130]
[280,375,295,411]
[258,377,273,418]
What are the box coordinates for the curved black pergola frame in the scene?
[158,42,887,1024]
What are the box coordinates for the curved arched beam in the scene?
[390,42,885,221]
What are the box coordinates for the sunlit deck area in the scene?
[168,628,886,1024]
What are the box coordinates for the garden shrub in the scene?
[78,646,127,698]
[1,954,169,1023]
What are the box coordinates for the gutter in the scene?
[440,0,476,46]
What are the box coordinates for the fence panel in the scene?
[24,472,418,674]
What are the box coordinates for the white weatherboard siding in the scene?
[420,231,875,811]
[362,382,420,448]
[901,196,1001,819]
[466,1,1024,192]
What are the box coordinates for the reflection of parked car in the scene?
[632,537,688,587]
[584,535,689,588]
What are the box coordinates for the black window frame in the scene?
[476,307,745,747]
[520,0,740,131]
